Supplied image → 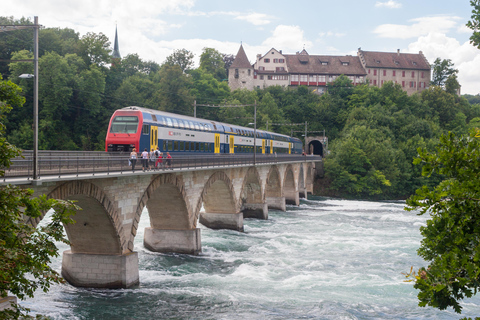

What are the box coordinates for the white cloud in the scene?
[374,16,461,39]
[375,1,402,9]
[318,31,346,38]
[407,32,480,94]
[235,13,271,26]
[262,25,312,52]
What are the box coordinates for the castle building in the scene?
[357,48,431,95]
[228,45,431,95]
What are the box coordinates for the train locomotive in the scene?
[105,106,303,155]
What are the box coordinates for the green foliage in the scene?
[406,130,480,314]
[0,75,79,319]
[199,47,226,81]
[152,64,194,116]
[431,58,458,87]
[163,49,194,73]
[467,0,480,49]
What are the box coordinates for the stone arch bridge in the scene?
[26,161,317,289]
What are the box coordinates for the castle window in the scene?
[276,67,285,72]
[235,69,239,78]
[248,69,251,76]
[264,58,270,63]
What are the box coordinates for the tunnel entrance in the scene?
[308,140,324,157]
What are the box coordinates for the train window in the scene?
[142,124,149,135]
[172,118,179,128]
[200,143,204,151]
[185,141,190,151]
[179,141,184,150]
[110,116,139,133]
[184,121,190,129]
[151,114,157,122]
[163,141,166,151]
[195,142,199,151]
[174,141,178,151]
[166,118,173,127]
[167,140,173,151]
[212,123,217,130]
[199,123,204,131]
[189,121,195,130]
[194,123,200,130]
[205,143,209,151]
[178,120,185,129]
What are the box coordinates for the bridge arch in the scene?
[138,173,192,231]
[240,167,263,206]
[197,170,241,231]
[265,166,282,198]
[198,170,237,217]
[239,167,267,219]
[48,181,125,255]
[283,165,299,205]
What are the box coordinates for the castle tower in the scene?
[228,44,253,91]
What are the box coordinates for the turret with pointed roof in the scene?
[112,25,121,60]
[228,44,254,91]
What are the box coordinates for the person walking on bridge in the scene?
[141,148,149,172]
[155,147,163,170]
[130,148,137,172]
[166,152,172,170]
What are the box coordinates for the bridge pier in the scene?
[242,202,268,220]
[299,187,307,199]
[266,196,286,211]
[143,228,201,255]
[285,192,300,206]
[61,251,139,289]
[199,212,244,231]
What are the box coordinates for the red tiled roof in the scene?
[359,50,430,70]
[230,44,252,69]
[284,54,366,75]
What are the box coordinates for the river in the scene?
[24,197,480,319]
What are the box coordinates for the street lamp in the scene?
[19,72,39,181]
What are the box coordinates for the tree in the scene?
[77,32,111,67]
[152,64,194,115]
[405,130,480,316]
[431,58,458,88]
[0,75,78,319]
[467,0,480,49]
[163,49,194,73]
[223,53,235,78]
[199,48,226,81]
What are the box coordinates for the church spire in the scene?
[112,24,121,59]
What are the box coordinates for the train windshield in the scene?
[110,116,139,133]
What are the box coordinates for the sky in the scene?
[4,0,480,94]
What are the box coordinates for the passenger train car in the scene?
[105,106,303,155]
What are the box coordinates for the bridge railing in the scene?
[2,152,321,182]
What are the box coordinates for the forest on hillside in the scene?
[2,16,480,200]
